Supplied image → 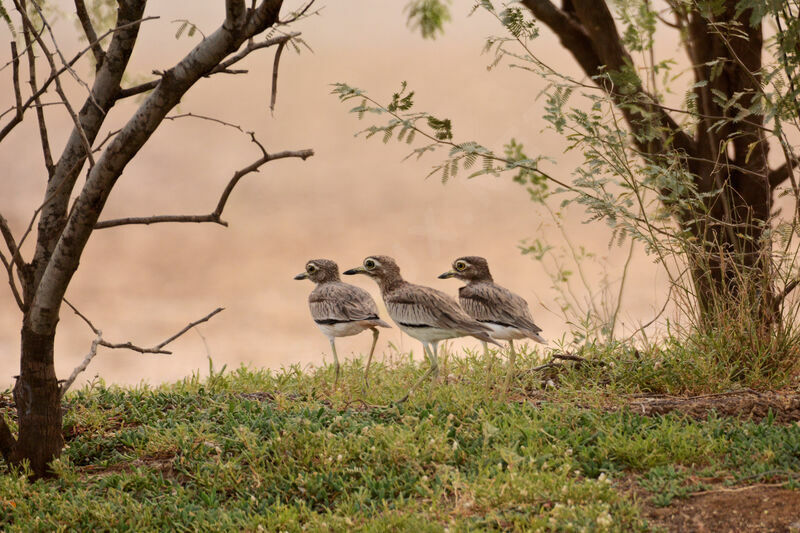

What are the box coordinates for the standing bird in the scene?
[439,256,546,393]
[294,259,390,387]
[344,255,499,402]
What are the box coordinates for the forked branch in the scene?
[60,302,225,396]
[95,147,313,229]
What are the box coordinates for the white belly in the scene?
[483,322,532,341]
[397,324,462,343]
[316,321,368,338]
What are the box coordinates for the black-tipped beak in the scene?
[343,267,364,275]
[438,270,456,279]
[294,272,308,280]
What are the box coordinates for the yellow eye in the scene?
[365,259,376,270]
[455,261,467,271]
[307,264,316,273]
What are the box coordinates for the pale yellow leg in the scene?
[503,339,517,396]
[364,328,379,390]
[329,338,340,387]
[396,343,436,404]
[483,341,494,391]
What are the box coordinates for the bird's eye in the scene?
[365,259,376,270]
[455,261,467,271]
[307,264,316,273]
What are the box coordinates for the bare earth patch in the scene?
[639,485,800,532]
[523,389,800,424]
[622,390,800,424]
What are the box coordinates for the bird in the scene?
[439,256,546,393]
[344,255,499,402]
[294,259,390,387]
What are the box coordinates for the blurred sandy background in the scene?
[0,1,671,389]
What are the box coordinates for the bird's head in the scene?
[438,256,492,282]
[294,259,340,283]
[343,255,401,286]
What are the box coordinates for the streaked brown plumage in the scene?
[344,255,498,402]
[294,259,390,386]
[439,256,546,393]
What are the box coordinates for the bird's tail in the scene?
[528,331,547,345]
[470,328,503,347]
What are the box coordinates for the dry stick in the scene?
[60,303,225,396]
[94,148,313,229]
[10,42,21,119]
[269,41,285,114]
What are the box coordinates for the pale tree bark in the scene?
[0,0,314,478]
[521,0,789,327]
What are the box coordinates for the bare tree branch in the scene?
[16,0,55,175]
[216,31,299,73]
[29,2,150,309]
[59,332,102,398]
[270,40,285,113]
[10,42,22,122]
[60,302,225,396]
[0,249,24,310]
[15,0,95,168]
[115,79,159,100]
[520,0,695,157]
[95,147,313,229]
[277,0,317,25]
[74,0,104,66]
[0,15,158,144]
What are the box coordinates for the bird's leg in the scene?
[395,343,435,404]
[364,328,379,390]
[430,341,440,380]
[483,341,494,392]
[329,338,341,388]
[503,339,517,395]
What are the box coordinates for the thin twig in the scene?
[0,249,24,310]
[115,32,300,102]
[269,41,285,114]
[95,147,313,229]
[10,42,22,120]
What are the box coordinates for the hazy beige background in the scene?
[0,2,671,389]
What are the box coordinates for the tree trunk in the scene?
[521,0,786,336]
[11,324,63,478]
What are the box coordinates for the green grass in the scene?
[0,352,799,531]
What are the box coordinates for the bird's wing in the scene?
[459,282,543,335]
[386,283,490,333]
[309,282,384,323]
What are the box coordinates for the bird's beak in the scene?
[343,266,366,275]
[293,272,308,280]
[438,270,457,279]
